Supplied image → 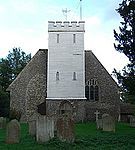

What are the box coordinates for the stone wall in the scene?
[25,73,46,121]
[85,101,119,121]
[46,99,85,122]
[7,49,48,122]
[85,50,120,121]
[8,49,120,122]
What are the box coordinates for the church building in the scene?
[7,21,120,122]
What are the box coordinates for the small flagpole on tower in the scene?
[80,0,82,20]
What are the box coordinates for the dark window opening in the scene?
[57,34,59,43]
[56,71,59,80]
[73,72,77,80]
[85,85,89,100]
[73,34,76,43]
[90,85,94,100]
[85,79,99,101]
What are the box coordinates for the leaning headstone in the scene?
[96,119,102,130]
[0,117,6,129]
[130,116,135,127]
[102,114,115,132]
[36,116,54,143]
[57,114,74,143]
[6,119,20,144]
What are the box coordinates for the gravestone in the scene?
[94,110,101,129]
[0,117,6,129]
[28,113,39,137]
[36,116,54,143]
[96,119,102,130]
[130,116,135,127]
[6,119,20,144]
[29,120,36,137]
[94,110,100,122]
[57,114,74,143]
[102,114,115,132]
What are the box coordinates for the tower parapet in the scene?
[48,21,85,32]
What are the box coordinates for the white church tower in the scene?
[47,21,86,100]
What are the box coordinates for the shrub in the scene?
[0,90,10,117]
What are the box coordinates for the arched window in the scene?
[56,71,59,80]
[85,79,99,101]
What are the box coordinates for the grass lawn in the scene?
[0,122,135,150]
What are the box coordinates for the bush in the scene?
[0,90,10,117]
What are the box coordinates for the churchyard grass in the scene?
[0,122,135,150]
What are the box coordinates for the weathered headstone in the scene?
[36,116,54,143]
[102,114,115,132]
[0,117,6,129]
[28,113,39,137]
[96,119,102,130]
[57,114,74,143]
[29,120,36,137]
[94,110,100,122]
[6,119,20,144]
[130,116,135,127]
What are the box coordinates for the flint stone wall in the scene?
[85,51,120,121]
[7,49,48,122]
[46,99,85,122]
[7,50,120,122]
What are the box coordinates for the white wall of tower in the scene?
[47,21,85,99]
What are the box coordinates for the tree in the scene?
[113,0,135,103]
[0,47,31,117]
[0,47,31,90]
[7,47,31,80]
[0,59,12,91]
[0,89,10,117]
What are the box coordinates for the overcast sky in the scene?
[0,0,129,73]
